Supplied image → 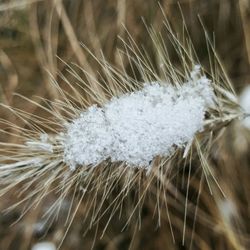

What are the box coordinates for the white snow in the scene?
[63,66,214,169]
[218,198,237,222]
[32,242,56,250]
[239,85,250,128]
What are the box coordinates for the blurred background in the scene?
[0,0,250,249]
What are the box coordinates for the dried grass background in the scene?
[0,0,250,249]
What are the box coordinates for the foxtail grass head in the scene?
[0,16,244,249]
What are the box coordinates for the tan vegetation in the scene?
[0,1,250,250]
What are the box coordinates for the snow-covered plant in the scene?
[64,66,214,169]
[0,18,243,247]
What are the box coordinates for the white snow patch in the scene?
[63,66,214,169]
[218,198,237,222]
[239,85,250,128]
[32,242,56,250]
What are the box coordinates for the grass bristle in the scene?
[0,3,248,250]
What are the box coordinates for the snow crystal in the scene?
[239,85,250,128]
[63,66,214,169]
[63,106,112,169]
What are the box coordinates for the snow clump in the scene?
[63,66,214,169]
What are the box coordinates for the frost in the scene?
[25,133,53,153]
[239,85,250,128]
[63,66,214,169]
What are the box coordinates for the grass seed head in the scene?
[0,15,244,248]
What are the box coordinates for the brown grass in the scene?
[0,0,250,250]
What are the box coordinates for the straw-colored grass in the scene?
[0,1,249,250]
